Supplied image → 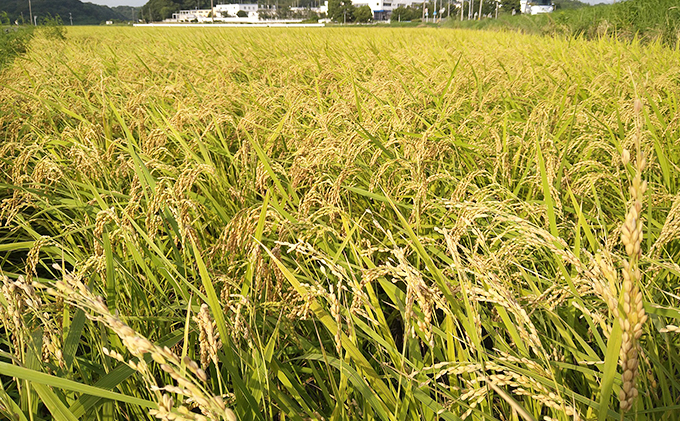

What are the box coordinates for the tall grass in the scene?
[1,26,680,420]
[445,0,680,46]
[0,25,34,70]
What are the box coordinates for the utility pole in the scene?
[422,0,425,21]
[477,0,482,19]
[28,0,34,25]
[460,0,463,20]
[69,12,73,25]
[468,0,473,19]
[211,0,214,22]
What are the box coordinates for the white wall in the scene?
[215,3,260,18]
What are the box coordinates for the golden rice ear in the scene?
[618,99,648,413]
[193,303,220,369]
[49,266,232,421]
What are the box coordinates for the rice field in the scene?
[1,26,680,421]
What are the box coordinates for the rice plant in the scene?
[0,25,33,70]
[1,26,679,421]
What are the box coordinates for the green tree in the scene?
[142,0,179,21]
[160,5,179,20]
[236,10,248,17]
[391,5,417,21]
[327,0,341,20]
[276,4,291,19]
[480,0,498,16]
[354,5,372,22]
[501,0,521,14]
[553,0,588,10]
[328,0,355,22]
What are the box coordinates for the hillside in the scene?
[0,0,130,25]
[112,5,142,21]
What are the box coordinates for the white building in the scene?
[520,0,553,14]
[172,9,212,21]
[171,4,279,22]
[389,0,423,8]
[352,0,391,19]
[168,1,328,22]
[291,5,328,14]
[215,3,261,19]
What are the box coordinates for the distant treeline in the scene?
[0,0,138,25]
[111,5,142,21]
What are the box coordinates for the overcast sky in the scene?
[87,0,615,7]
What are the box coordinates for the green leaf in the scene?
[0,362,155,409]
[305,354,393,421]
[262,244,397,415]
[62,309,86,371]
[69,331,183,417]
[536,141,558,239]
[598,321,622,421]
[33,383,79,421]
